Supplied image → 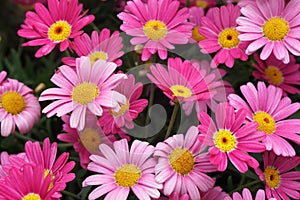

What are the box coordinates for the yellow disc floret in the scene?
[169,148,194,175]
[22,193,41,200]
[89,51,108,66]
[218,28,240,49]
[143,20,167,40]
[114,164,141,187]
[109,100,130,117]
[79,128,101,153]
[48,20,71,42]
[1,91,26,115]
[170,85,192,99]
[265,66,284,85]
[264,166,280,189]
[253,111,276,134]
[192,26,206,42]
[71,82,99,105]
[263,17,289,41]
[214,129,237,152]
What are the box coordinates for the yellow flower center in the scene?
[218,28,240,49]
[109,100,130,117]
[143,20,167,40]
[79,128,101,153]
[22,193,41,200]
[169,148,194,175]
[265,66,284,85]
[114,164,141,187]
[71,82,99,105]
[44,169,55,191]
[264,166,280,189]
[170,85,192,99]
[89,51,108,66]
[195,0,208,9]
[48,20,71,42]
[1,91,26,115]
[192,26,206,42]
[263,17,289,41]
[253,111,276,134]
[214,129,237,152]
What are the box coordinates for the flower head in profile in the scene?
[17,0,95,58]
[0,78,41,136]
[199,4,248,68]
[154,126,216,200]
[252,53,300,95]
[118,0,193,61]
[237,0,300,64]
[228,81,300,157]
[83,139,162,200]
[39,56,127,130]
[63,29,124,67]
[224,188,275,200]
[198,102,265,173]
[255,151,300,200]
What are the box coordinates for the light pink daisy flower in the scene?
[17,0,95,58]
[255,151,300,199]
[98,74,148,134]
[0,78,41,136]
[83,139,162,200]
[147,57,222,115]
[62,29,124,67]
[57,112,114,169]
[179,0,217,9]
[201,186,230,200]
[154,126,216,200]
[199,3,248,68]
[252,53,300,95]
[0,163,63,200]
[236,0,300,64]
[188,6,206,42]
[118,0,193,61]
[224,188,275,200]
[39,56,127,131]
[228,81,300,157]
[198,102,266,173]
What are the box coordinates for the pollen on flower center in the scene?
[22,193,41,200]
[79,128,101,153]
[71,82,99,105]
[109,100,130,117]
[218,28,240,49]
[143,20,167,40]
[264,166,280,189]
[48,20,71,42]
[263,17,289,41]
[170,85,192,99]
[253,111,276,134]
[265,66,284,85]
[1,91,26,115]
[192,26,206,42]
[44,169,55,191]
[169,148,194,175]
[195,0,208,9]
[89,51,108,66]
[214,129,237,152]
[114,164,141,187]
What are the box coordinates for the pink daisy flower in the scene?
[224,188,275,200]
[0,163,62,200]
[198,102,266,173]
[0,78,41,136]
[62,29,124,67]
[236,0,300,64]
[97,74,148,134]
[199,3,248,68]
[252,53,300,95]
[0,151,27,180]
[147,57,222,115]
[201,186,230,200]
[39,56,127,131]
[154,126,216,200]
[118,0,193,61]
[255,151,300,199]
[179,0,217,9]
[228,81,300,157]
[188,6,206,42]
[83,139,162,200]
[17,0,95,58]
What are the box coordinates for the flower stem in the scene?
[145,84,155,126]
[61,190,81,200]
[165,103,180,140]
[229,179,262,195]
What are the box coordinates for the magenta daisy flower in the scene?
[201,186,230,200]
[189,6,206,42]
[198,102,266,173]
[97,74,148,134]
[255,151,300,199]
[39,56,127,130]
[179,0,217,9]
[118,0,193,61]
[225,188,274,200]
[236,0,300,64]
[62,29,124,67]
[228,81,300,157]
[17,0,95,58]
[199,3,248,68]
[154,126,216,200]
[0,78,41,136]
[83,139,162,200]
[252,53,300,95]
[0,163,62,200]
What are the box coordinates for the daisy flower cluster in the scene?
[0,0,299,199]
